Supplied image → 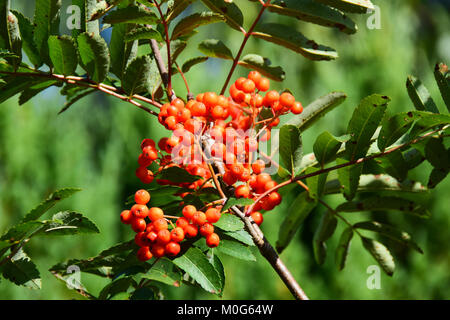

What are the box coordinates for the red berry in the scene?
[157,229,171,244]
[251,211,263,225]
[131,204,149,219]
[153,218,168,231]
[176,217,190,229]
[165,242,181,256]
[148,207,164,221]
[131,218,147,232]
[120,210,133,224]
[170,227,185,242]
[291,101,303,114]
[200,223,214,237]
[192,211,207,226]
[257,77,270,92]
[182,205,197,219]
[235,185,250,198]
[184,224,198,238]
[206,233,220,248]
[205,208,221,223]
[135,189,150,205]
[137,246,153,261]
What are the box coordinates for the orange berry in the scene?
[184,224,198,238]
[264,90,279,105]
[131,218,147,233]
[120,210,133,224]
[157,229,171,244]
[252,160,265,174]
[137,246,153,261]
[291,101,303,114]
[131,204,149,219]
[151,243,166,258]
[148,207,164,221]
[248,71,261,85]
[153,218,168,232]
[134,189,150,205]
[170,227,185,242]
[235,185,250,198]
[206,233,220,248]
[192,211,207,226]
[141,138,156,150]
[205,208,221,223]
[250,211,263,225]
[241,79,256,93]
[279,92,295,108]
[176,217,190,229]
[257,77,270,92]
[182,205,197,219]
[165,242,181,256]
[200,223,214,237]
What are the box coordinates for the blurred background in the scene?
[0,0,449,299]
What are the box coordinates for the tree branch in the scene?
[201,135,309,300]
[220,0,270,95]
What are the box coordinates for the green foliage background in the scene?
[0,0,449,299]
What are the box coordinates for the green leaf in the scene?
[167,0,196,22]
[336,158,363,201]
[11,10,41,67]
[408,113,450,139]
[305,167,329,200]
[122,55,153,96]
[41,211,100,236]
[171,12,224,40]
[19,80,59,106]
[216,239,256,261]
[277,192,317,253]
[336,195,430,218]
[221,198,253,214]
[286,92,347,131]
[58,88,96,114]
[335,227,353,270]
[361,237,395,276]
[315,0,375,13]
[142,258,182,287]
[378,150,408,182]
[182,56,208,73]
[172,247,222,295]
[77,32,110,83]
[214,213,245,232]
[124,26,163,42]
[99,277,136,300]
[208,251,225,294]
[346,94,390,160]
[0,221,43,243]
[313,131,349,167]
[279,125,302,176]
[253,23,338,61]
[0,75,49,104]
[222,229,254,246]
[50,240,135,278]
[313,211,337,265]
[110,24,138,80]
[22,188,82,223]
[103,6,159,25]
[158,166,201,184]
[378,111,450,150]
[406,75,439,113]
[268,0,357,34]
[198,39,233,60]
[33,0,61,66]
[200,0,243,31]
[238,54,285,81]
[129,287,157,300]
[434,63,450,112]
[0,249,41,289]
[428,167,449,189]
[354,221,423,254]
[324,174,428,197]
[48,35,78,75]
[425,138,448,170]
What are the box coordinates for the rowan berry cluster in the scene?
[122,71,304,261]
[120,189,222,261]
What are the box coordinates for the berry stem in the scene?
[220,1,271,95]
